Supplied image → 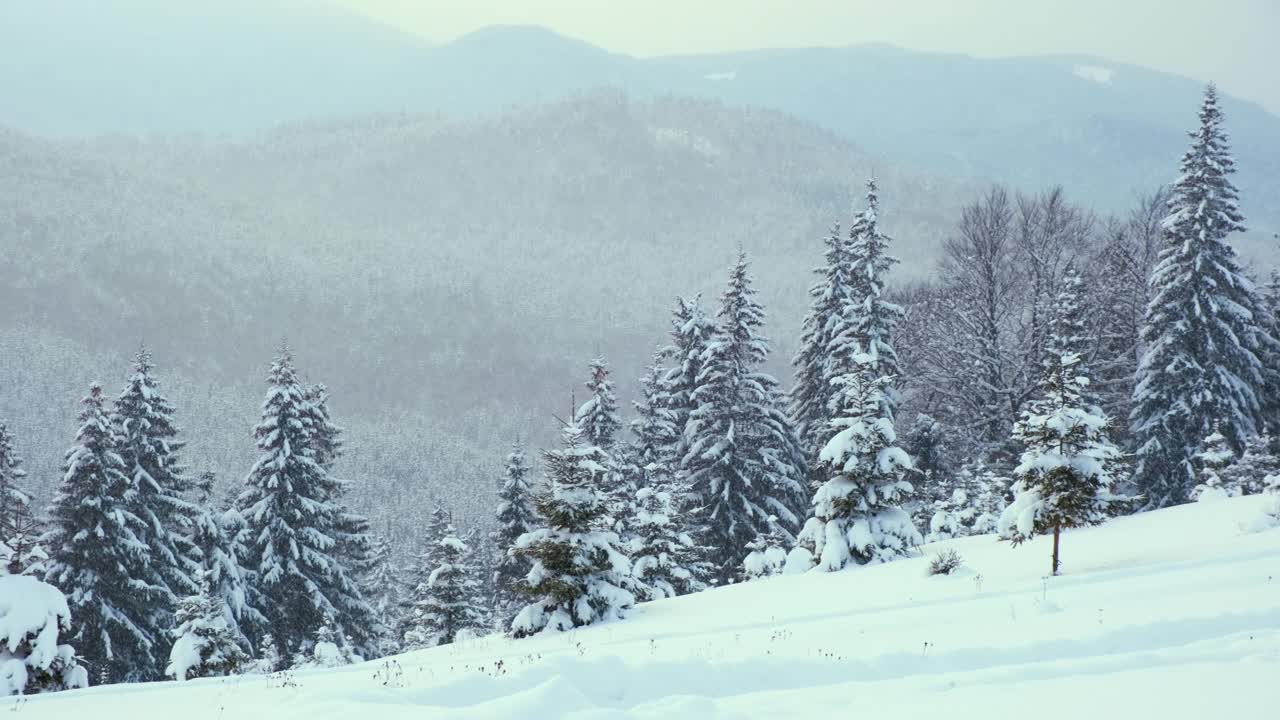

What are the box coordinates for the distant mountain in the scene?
[2,6,1278,233]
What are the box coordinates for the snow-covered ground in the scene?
[24,496,1279,718]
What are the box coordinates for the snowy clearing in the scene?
[24,495,1279,719]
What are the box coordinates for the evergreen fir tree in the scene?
[627,354,678,491]
[189,473,262,651]
[1131,85,1272,507]
[44,384,166,683]
[303,383,343,472]
[402,527,488,648]
[1191,428,1239,500]
[841,178,904,418]
[237,348,375,666]
[630,484,710,600]
[510,422,633,637]
[1219,434,1280,496]
[166,570,249,681]
[400,503,453,642]
[925,467,1005,542]
[0,422,44,577]
[794,357,920,571]
[656,297,718,475]
[492,442,537,629]
[683,252,807,583]
[739,515,789,581]
[112,348,199,650]
[902,413,951,528]
[1000,276,1121,575]
[359,536,406,656]
[0,421,31,543]
[791,222,857,489]
[573,358,633,537]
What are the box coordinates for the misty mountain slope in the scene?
[0,95,965,541]
[3,5,1278,233]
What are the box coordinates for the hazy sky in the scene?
[337,0,1280,115]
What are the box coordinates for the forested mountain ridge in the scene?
[0,95,966,542]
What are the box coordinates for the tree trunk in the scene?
[1051,524,1061,576]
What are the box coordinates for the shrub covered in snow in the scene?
[927,549,964,576]
[0,575,88,695]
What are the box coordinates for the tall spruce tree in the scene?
[510,422,633,637]
[402,526,488,647]
[842,179,904,417]
[0,422,44,576]
[45,384,166,682]
[189,474,262,651]
[0,421,31,542]
[359,536,406,656]
[1001,273,1120,575]
[573,358,632,536]
[629,356,712,596]
[400,503,453,644]
[683,252,807,583]
[492,442,537,628]
[791,222,856,488]
[113,348,199,647]
[794,357,920,571]
[1130,85,1272,508]
[657,297,718,472]
[237,348,374,666]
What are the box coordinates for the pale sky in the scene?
[336,0,1280,115]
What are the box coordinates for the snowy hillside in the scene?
[23,496,1278,719]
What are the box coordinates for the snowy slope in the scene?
[24,496,1279,718]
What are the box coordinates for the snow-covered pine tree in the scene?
[237,348,374,666]
[400,503,453,643]
[574,357,635,539]
[1219,434,1280,496]
[0,421,31,543]
[510,422,633,637]
[794,356,920,571]
[1000,272,1121,575]
[112,348,199,650]
[492,442,537,629]
[683,252,807,583]
[630,483,710,599]
[925,467,1005,542]
[627,355,676,491]
[189,474,262,651]
[739,515,789,581]
[628,357,712,597]
[0,575,88,695]
[656,297,718,474]
[1191,428,1239,501]
[402,527,488,648]
[791,222,856,489]
[0,422,44,577]
[166,569,249,681]
[842,179,904,418]
[359,536,406,656]
[902,413,951,528]
[1131,85,1273,508]
[44,384,165,683]
[465,527,496,631]
[303,383,343,472]
[300,382,378,635]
